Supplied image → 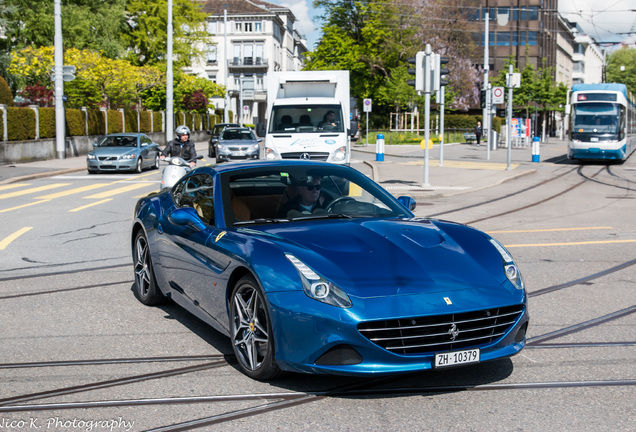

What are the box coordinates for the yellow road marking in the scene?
[37,183,110,199]
[0,183,30,191]
[0,183,71,200]
[348,183,363,196]
[83,182,154,199]
[69,199,113,212]
[489,226,613,234]
[505,239,636,248]
[0,199,51,213]
[0,227,33,250]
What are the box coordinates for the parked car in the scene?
[131,160,529,380]
[207,123,240,158]
[215,127,262,163]
[87,133,161,174]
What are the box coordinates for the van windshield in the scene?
[269,105,343,133]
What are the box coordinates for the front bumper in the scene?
[266,290,529,376]
[217,147,260,161]
[87,158,137,172]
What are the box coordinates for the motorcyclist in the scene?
[161,125,197,168]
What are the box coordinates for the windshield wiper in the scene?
[290,213,353,221]
[234,218,289,225]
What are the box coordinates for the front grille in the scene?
[281,152,329,161]
[358,305,525,355]
[98,156,117,161]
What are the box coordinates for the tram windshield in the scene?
[572,103,620,134]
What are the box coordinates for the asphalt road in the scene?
[0,150,634,432]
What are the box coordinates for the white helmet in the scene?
[175,125,190,139]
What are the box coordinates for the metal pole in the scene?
[486,82,491,160]
[54,0,65,159]
[365,111,369,146]
[482,11,489,139]
[439,86,444,167]
[223,7,229,123]
[166,0,174,143]
[423,44,431,187]
[506,65,513,170]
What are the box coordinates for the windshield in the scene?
[221,165,411,226]
[221,129,256,140]
[268,105,344,134]
[97,136,137,147]
[571,103,620,134]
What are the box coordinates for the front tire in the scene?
[133,231,166,305]
[135,157,143,173]
[153,154,160,170]
[229,275,282,380]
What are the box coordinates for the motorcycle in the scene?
[160,155,203,190]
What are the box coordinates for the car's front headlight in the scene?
[265,147,279,160]
[120,154,136,160]
[285,254,352,308]
[87,153,96,160]
[332,146,347,161]
[489,238,524,290]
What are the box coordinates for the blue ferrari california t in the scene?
[131,161,528,380]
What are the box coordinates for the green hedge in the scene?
[0,108,232,141]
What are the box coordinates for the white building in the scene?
[188,0,308,130]
[565,21,603,85]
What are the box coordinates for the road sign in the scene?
[51,73,76,82]
[506,73,521,88]
[363,98,372,112]
[492,86,504,104]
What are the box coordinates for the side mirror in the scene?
[167,207,206,230]
[92,142,98,147]
[397,196,416,211]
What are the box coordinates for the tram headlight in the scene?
[489,238,525,291]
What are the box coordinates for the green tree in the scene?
[606,47,636,94]
[0,0,127,58]
[123,0,210,67]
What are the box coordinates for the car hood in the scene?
[92,146,138,156]
[253,218,504,299]
[219,140,257,146]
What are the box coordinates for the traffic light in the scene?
[438,56,449,88]
[407,51,425,92]
[480,89,487,108]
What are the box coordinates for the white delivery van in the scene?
[264,70,355,165]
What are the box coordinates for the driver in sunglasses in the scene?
[279,176,328,219]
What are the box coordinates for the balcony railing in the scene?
[228,57,268,69]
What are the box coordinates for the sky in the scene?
[273,0,636,51]
[559,0,636,47]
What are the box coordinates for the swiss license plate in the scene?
[434,348,480,368]
[102,161,113,165]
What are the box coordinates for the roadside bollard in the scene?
[376,134,385,161]
[532,136,540,162]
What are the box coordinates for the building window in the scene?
[235,22,242,32]
[207,73,217,83]
[254,22,262,32]
[233,44,241,64]
[207,45,217,63]
[207,21,217,34]
[245,22,253,32]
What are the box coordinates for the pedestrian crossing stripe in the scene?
[83,182,155,199]
[0,183,71,200]
[403,160,518,171]
[0,183,30,191]
[37,183,110,200]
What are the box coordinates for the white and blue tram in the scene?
[568,83,636,161]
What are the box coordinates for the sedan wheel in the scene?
[153,154,160,170]
[133,231,165,305]
[230,276,282,380]
[135,157,143,173]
